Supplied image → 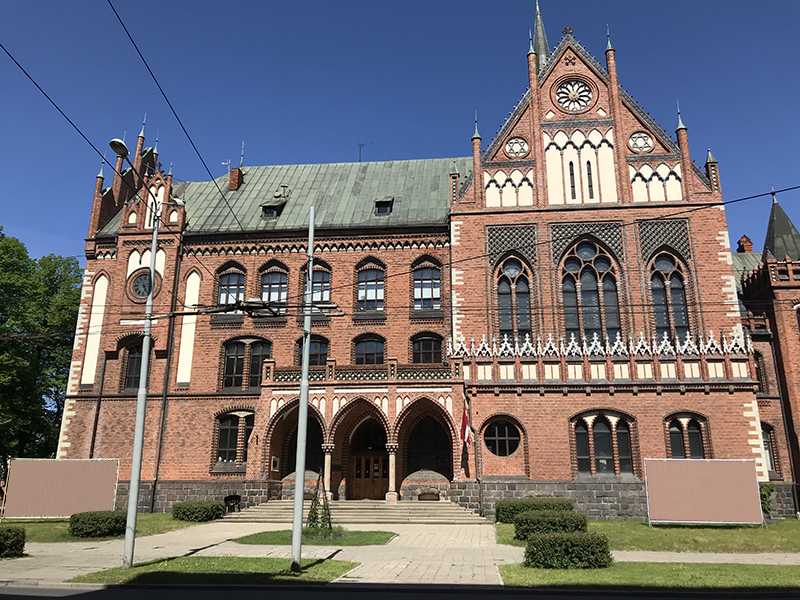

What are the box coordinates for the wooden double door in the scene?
[351,453,388,500]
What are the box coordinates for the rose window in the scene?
[504,137,530,159]
[555,79,593,113]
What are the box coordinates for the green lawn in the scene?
[3,513,195,543]
[496,519,800,553]
[501,562,800,589]
[70,556,357,585]
[235,526,395,546]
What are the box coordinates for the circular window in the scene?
[484,419,521,456]
[504,137,530,159]
[594,256,611,272]
[576,241,597,260]
[554,79,593,113]
[564,257,581,273]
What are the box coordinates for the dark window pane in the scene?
[602,275,620,341]
[357,268,385,312]
[249,341,272,389]
[515,276,531,339]
[669,420,686,458]
[355,337,384,365]
[217,415,238,462]
[575,421,590,472]
[687,419,705,459]
[124,344,142,390]
[581,269,601,340]
[586,160,594,199]
[223,342,245,388]
[755,352,768,393]
[593,419,614,473]
[651,274,670,340]
[412,336,442,364]
[761,424,775,472]
[260,271,288,314]
[563,277,579,338]
[484,419,520,456]
[498,278,513,338]
[309,270,331,313]
[617,421,633,473]
[413,267,441,310]
[569,161,576,200]
[218,272,245,305]
[670,273,689,341]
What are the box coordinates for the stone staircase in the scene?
[224,499,487,524]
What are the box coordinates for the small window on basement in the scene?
[374,197,394,216]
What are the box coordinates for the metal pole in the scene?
[122,186,159,568]
[291,206,315,572]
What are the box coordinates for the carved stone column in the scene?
[385,443,399,503]
[322,443,335,499]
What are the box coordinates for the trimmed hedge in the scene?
[495,497,575,523]
[172,500,225,522]
[69,511,127,538]
[514,510,587,539]
[524,532,613,569]
[0,526,26,558]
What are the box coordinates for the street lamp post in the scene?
[109,138,159,569]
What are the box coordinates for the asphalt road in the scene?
[1,585,799,600]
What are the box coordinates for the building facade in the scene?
[58,8,798,517]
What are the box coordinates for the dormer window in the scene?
[261,202,284,220]
[374,197,394,216]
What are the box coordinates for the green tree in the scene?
[0,227,81,480]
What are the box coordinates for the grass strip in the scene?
[235,527,395,546]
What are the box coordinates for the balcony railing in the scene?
[262,358,458,385]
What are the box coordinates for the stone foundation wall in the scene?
[116,479,281,513]
[450,478,647,520]
[765,482,798,518]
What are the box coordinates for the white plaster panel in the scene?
[80,275,108,385]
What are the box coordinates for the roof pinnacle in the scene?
[528,28,534,54]
[138,112,147,138]
[97,159,105,179]
[705,147,717,164]
[606,24,613,50]
[472,109,481,139]
[533,0,550,70]
[676,100,686,130]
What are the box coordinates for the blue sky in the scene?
[2,0,798,258]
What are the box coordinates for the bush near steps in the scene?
[495,496,575,523]
[513,510,587,539]
[69,511,126,538]
[171,500,225,522]
[523,532,613,569]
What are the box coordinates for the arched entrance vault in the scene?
[329,398,391,500]
[394,398,456,500]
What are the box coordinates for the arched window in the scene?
[568,161,577,200]
[761,422,780,477]
[411,333,442,364]
[665,414,709,459]
[413,265,441,311]
[357,267,385,312]
[650,253,690,341]
[222,338,271,391]
[296,335,329,366]
[496,257,532,340]
[572,411,637,476]
[586,161,594,199]
[218,271,245,306]
[260,270,288,314]
[249,341,272,388]
[484,418,521,456]
[122,340,143,391]
[354,334,384,365]
[305,265,331,315]
[215,411,255,469]
[754,351,769,393]
[562,241,620,341]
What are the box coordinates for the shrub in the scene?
[514,510,587,540]
[0,526,25,558]
[172,500,225,522]
[524,532,612,569]
[495,497,575,523]
[760,483,775,516]
[69,511,127,538]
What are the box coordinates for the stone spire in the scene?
[472,110,481,140]
[606,24,613,50]
[764,190,800,260]
[676,100,686,130]
[532,0,550,71]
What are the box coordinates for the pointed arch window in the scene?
[214,410,255,471]
[754,351,769,393]
[357,267,385,312]
[218,271,245,306]
[569,162,577,200]
[650,253,689,341]
[586,161,595,199]
[122,340,143,391]
[496,257,532,340]
[260,269,288,315]
[665,414,709,459]
[562,241,620,341]
[354,334,385,365]
[761,422,781,478]
[297,335,329,367]
[572,411,638,476]
[222,338,271,391]
[412,265,441,311]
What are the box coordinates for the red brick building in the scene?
[57,7,798,517]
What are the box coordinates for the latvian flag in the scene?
[460,401,472,474]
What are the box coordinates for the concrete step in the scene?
[224,499,487,524]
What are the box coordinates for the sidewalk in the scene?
[3,521,800,587]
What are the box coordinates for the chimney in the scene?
[737,235,753,253]
[228,166,243,191]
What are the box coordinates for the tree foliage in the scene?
[0,226,81,479]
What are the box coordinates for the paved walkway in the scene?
[3,521,800,587]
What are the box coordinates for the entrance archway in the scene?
[265,402,325,482]
[285,418,324,477]
[406,416,452,479]
[349,417,388,499]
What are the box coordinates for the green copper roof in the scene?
[731,251,762,293]
[764,199,800,260]
[98,157,471,237]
